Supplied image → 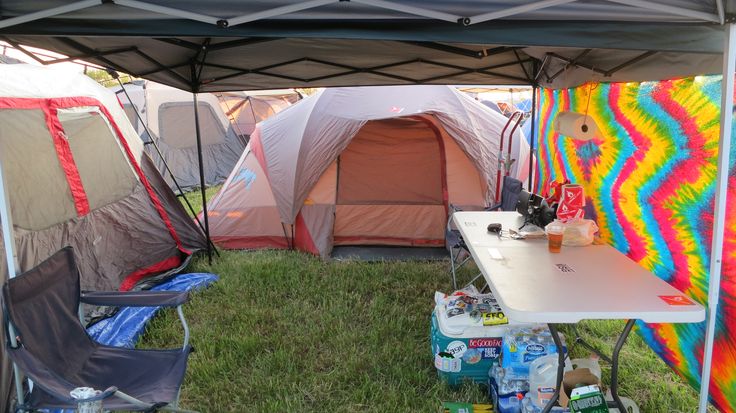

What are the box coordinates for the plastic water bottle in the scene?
[528,354,572,409]
[70,387,103,413]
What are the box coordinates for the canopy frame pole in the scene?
[0,0,98,30]
[469,0,578,24]
[0,151,25,407]
[228,0,336,26]
[190,47,213,264]
[604,0,720,22]
[698,21,735,413]
[113,0,221,25]
[529,83,538,191]
[192,91,212,265]
[351,0,463,24]
[112,78,217,257]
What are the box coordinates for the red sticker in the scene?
[659,295,695,306]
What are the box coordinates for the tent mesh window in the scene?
[58,108,138,211]
[159,102,226,149]
[0,109,77,230]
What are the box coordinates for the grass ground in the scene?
[136,188,712,412]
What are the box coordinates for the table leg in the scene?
[541,323,566,413]
[610,319,636,412]
[570,324,612,364]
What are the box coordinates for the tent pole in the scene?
[112,77,217,256]
[0,153,26,407]
[192,93,213,264]
[529,84,538,191]
[698,22,735,413]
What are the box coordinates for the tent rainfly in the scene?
[206,85,531,257]
[113,80,246,191]
[0,1,734,412]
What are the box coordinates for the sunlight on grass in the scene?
[139,249,712,412]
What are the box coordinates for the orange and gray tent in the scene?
[206,85,530,257]
[0,64,207,293]
[215,90,301,140]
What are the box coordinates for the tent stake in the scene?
[192,92,213,264]
[698,22,735,413]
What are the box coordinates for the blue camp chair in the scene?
[2,247,197,412]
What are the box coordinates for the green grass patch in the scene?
[139,250,711,412]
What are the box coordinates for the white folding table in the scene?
[453,211,705,412]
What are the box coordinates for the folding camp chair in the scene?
[445,176,524,290]
[3,247,197,412]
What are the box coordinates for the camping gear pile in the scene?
[431,287,637,413]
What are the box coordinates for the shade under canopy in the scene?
[0,0,731,91]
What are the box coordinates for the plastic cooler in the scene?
[431,306,508,386]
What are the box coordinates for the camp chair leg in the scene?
[177,305,190,349]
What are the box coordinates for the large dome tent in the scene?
[206,85,530,257]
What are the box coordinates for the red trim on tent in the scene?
[0,97,191,255]
[293,211,320,255]
[45,104,91,216]
[212,236,290,250]
[334,235,444,246]
[411,115,449,218]
[0,98,92,216]
[119,255,183,291]
[250,129,269,174]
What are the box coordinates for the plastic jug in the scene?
[528,354,572,409]
[570,356,602,381]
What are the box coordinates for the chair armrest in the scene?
[80,290,190,307]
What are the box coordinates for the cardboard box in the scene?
[558,368,602,408]
[569,385,607,413]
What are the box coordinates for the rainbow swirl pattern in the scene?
[536,76,736,412]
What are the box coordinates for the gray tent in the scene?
[112,80,246,191]
[0,2,733,412]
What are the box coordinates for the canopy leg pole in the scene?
[698,22,735,413]
[529,85,538,191]
[192,93,213,264]
[0,152,25,407]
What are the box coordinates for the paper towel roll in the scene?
[553,111,599,141]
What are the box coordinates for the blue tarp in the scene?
[87,272,218,348]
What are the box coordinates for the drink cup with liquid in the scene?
[545,222,564,253]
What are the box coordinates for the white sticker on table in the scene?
[488,248,503,260]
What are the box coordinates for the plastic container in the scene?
[521,394,569,413]
[431,307,508,386]
[489,364,528,413]
[570,357,602,381]
[501,326,567,376]
[529,354,573,409]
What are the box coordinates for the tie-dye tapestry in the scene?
[535,75,736,412]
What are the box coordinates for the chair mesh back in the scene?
[3,247,95,376]
[500,176,523,211]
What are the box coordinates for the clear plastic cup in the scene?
[545,222,564,253]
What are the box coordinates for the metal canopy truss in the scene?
[0,0,725,33]
[0,34,692,91]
